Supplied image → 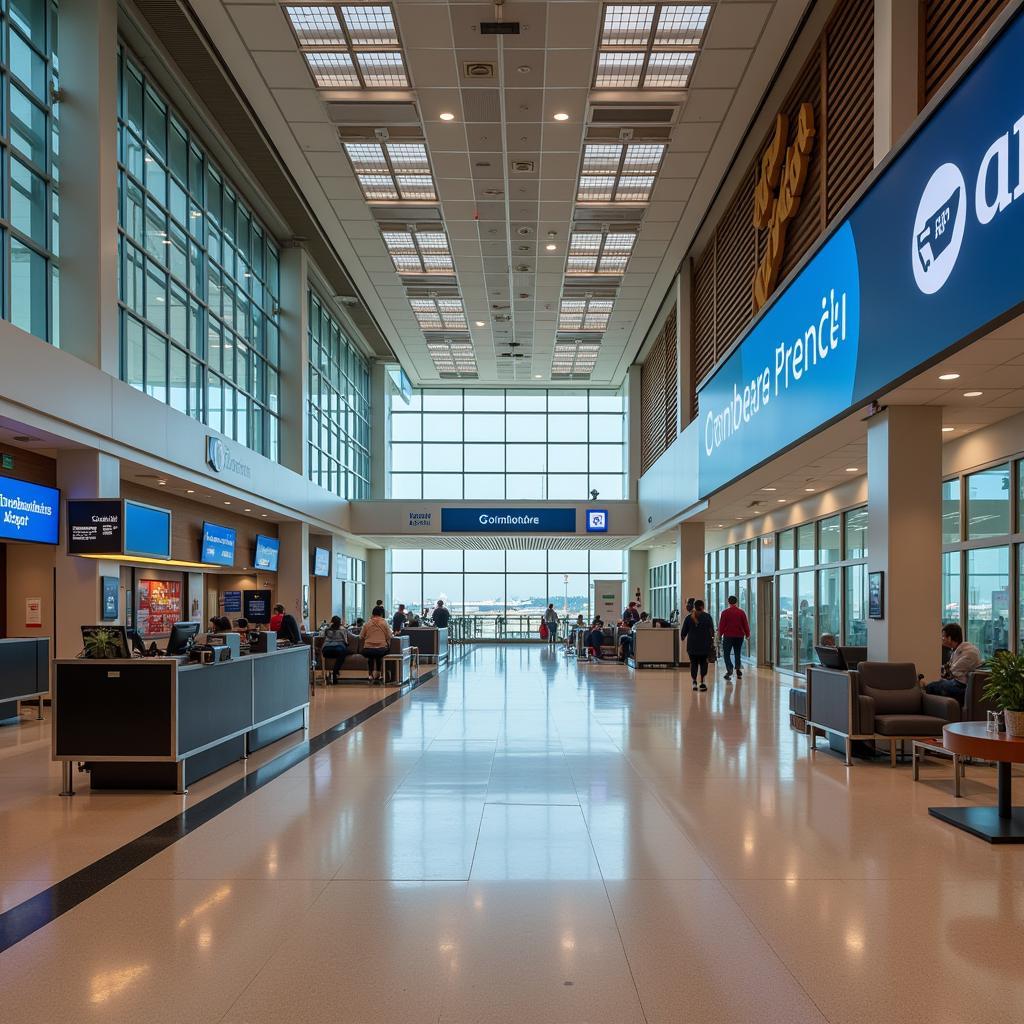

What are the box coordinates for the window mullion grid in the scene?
[333,6,368,88]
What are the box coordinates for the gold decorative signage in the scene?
[752,102,816,310]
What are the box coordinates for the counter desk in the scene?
[0,637,49,722]
[52,645,310,793]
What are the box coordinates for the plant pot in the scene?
[1003,709,1024,738]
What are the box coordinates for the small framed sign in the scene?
[868,571,884,620]
[101,576,119,621]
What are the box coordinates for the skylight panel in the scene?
[356,51,408,88]
[568,256,599,273]
[387,144,430,170]
[595,52,645,88]
[577,176,616,202]
[340,5,399,46]
[615,175,655,201]
[382,228,453,273]
[566,229,636,276]
[577,144,663,203]
[303,52,360,88]
[654,5,710,47]
[552,339,601,379]
[603,231,637,252]
[559,297,612,331]
[645,51,694,87]
[345,143,436,202]
[416,232,448,253]
[382,231,416,253]
[426,336,478,378]
[582,144,624,173]
[621,143,665,173]
[601,5,656,46]
[395,175,436,201]
[569,232,604,254]
[345,143,388,172]
[285,6,346,46]
[358,174,399,199]
[392,254,423,272]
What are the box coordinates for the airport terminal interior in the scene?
[3,0,1024,1020]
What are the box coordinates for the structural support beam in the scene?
[874,0,921,164]
[279,245,310,478]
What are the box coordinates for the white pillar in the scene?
[370,361,388,499]
[54,451,121,659]
[277,520,310,630]
[367,549,386,611]
[874,0,921,164]
[59,0,119,369]
[677,520,705,613]
[627,549,646,611]
[278,245,310,478]
[867,406,942,671]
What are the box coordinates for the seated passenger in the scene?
[923,623,982,704]
[619,612,651,662]
[586,625,607,658]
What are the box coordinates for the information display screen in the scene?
[254,535,279,572]
[201,521,236,566]
[243,589,272,624]
[0,477,60,545]
[313,547,330,577]
[124,500,172,558]
[67,499,123,554]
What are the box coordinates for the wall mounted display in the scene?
[200,521,237,566]
[243,589,272,624]
[312,547,330,577]
[440,507,576,533]
[137,579,182,635]
[222,590,242,615]
[123,500,172,559]
[67,499,122,554]
[868,571,884,620]
[698,10,1024,496]
[0,477,60,545]
[101,576,119,621]
[253,534,279,572]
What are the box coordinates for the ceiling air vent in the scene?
[326,102,420,126]
[480,21,520,34]
[589,105,678,126]
[511,160,535,173]
[463,61,496,79]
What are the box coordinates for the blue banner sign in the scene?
[201,521,236,566]
[223,590,242,614]
[441,507,577,533]
[699,9,1024,495]
[0,477,60,545]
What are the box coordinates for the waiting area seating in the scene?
[314,634,412,685]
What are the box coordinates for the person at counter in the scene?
[270,604,286,633]
[619,612,652,662]
[277,610,302,645]
[322,616,349,685]
[431,600,450,629]
[209,615,232,632]
[235,617,249,631]
[360,607,393,682]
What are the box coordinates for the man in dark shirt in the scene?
[431,600,451,628]
[622,602,640,626]
[278,612,302,645]
[392,604,407,632]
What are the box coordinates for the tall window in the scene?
[307,289,370,498]
[648,560,677,620]
[388,388,626,500]
[705,539,759,659]
[116,45,281,460]
[341,555,366,623]
[2,0,59,344]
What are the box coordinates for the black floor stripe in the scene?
[0,651,464,954]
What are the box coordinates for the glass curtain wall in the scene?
[340,555,366,624]
[388,548,625,636]
[2,0,59,343]
[648,560,677,620]
[116,44,281,460]
[388,388,625,500]
[307,289,370,498]
[704,539,759,659]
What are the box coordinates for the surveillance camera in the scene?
[590,489,599,500]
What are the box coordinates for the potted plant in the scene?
[82,627,122,660]
[982,650,1024,737]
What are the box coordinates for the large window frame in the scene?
[116,43,281,460]
[2,0,59,344]
[387,387,626,501]
[307,288,370,498]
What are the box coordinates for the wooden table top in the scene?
[942,722,1024,761]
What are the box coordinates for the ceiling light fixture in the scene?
[439,111,455,121]
[777,498,786,503]
[545,243,558,251]
[942,426,955,432]
[761,486,777,491]
[845,467,859,472]
[938,372,960,381]
[963,390,984,397]
[474,320,486,327]
[553,112,570,121]
[804,487,815,493]
[186,489,195,494]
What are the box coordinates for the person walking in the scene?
[359,607,393,683]
[681,599,715,692]
[718,595,750,682]
[543,603,560,645]
[322,615,349,685]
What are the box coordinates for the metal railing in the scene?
[450,614,579,643]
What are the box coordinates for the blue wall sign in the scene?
[254,535,279,572]
[223,590,242,614]
[201,521,236,566]
[441,507,577,533]
[698,9,1024,496]
[0,477,60,545]
[586,509,609,532]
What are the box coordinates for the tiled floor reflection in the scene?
[2,646,1024,1021]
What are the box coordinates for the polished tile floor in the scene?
[2,646,1023,1023]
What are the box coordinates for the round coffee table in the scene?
[930,722,1024,843]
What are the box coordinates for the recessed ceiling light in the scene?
[439,112,455,121]
[224,500,231,505]
[474,320,486,327]
[963,390,983,397]
[261,513,268,517]
[545,243,558,251]
[186,489,194,494]
[157,480,166,486]
[845,467,859,473]
[717,523,724,528]
[761,487,777,492]
[804,487,815,492]
[244,508,252,513]
[938,372,960,381]
[777,498,786,503]
[942,426,955,432]
[553,112,570,121]
[534,374,543,379]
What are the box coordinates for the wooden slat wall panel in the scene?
[825,0,874,220]
[687,0,874,410]
[924,0,1009,102]
[639,306,679,475]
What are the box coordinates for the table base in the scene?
[928,805,1024,844]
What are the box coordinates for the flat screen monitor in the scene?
[201,521,236,566]
[166,621,201,655]
[313,547,330,577]
[81,625,130,659]
[815,645,845,669]
[0,476,60,545]
[838,645,868,670]
[253,534,279,572]
[124,500,172,558]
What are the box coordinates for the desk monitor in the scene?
[126,629,150,657]
[166,621,201,655]
[838,645,868,670]
[815,645,845,669]
[81,625,130,659]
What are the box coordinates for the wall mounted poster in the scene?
[868,571,884,620]
[137,579,182,635]
[101,576,119,621]
[222,590,242,614]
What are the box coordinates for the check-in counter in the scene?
[0,637,49,722]
[52,645,310,793]
[402,626,447,662]
[630,628,677,669]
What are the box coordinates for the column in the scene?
[277,520,310,630]
[369,361,388,499]
[59,0,119,370]
[874,0,921,164]
[278,245,310,478]
[54,451,121,659]
[367,549,386,611]
[866,406,942,669]
[677,264,694,433]
[627,549,646,611]
[626,365,642,500]
[677,521,705,615]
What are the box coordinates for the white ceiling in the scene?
[189,0,811,385]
